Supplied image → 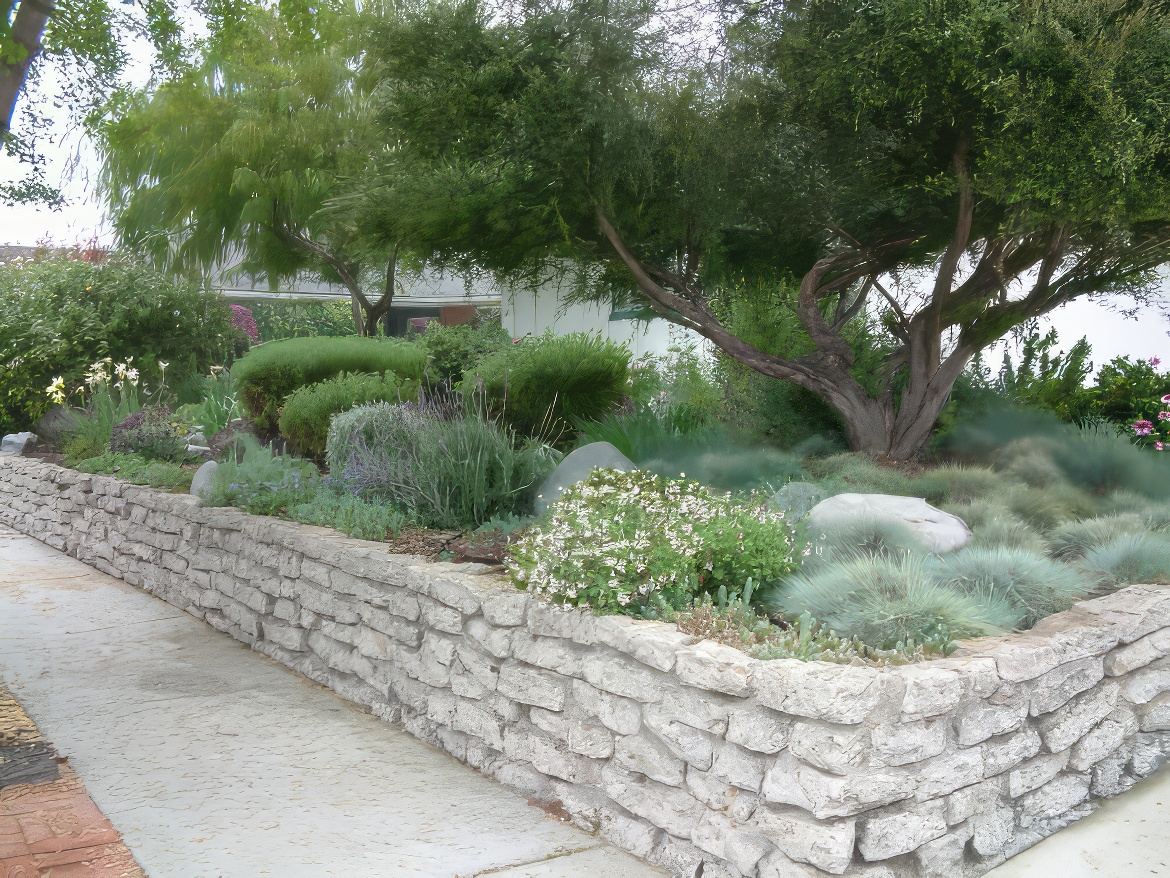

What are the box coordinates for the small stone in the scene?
[496,661,566,711]
[789,722,869,774]
[1009,750,1069,798]
[1122,662,1170,705]
[1037,682,1120,752]
[1017,774,1091,829]
[808,493,971,553]
[0,432,36,454]
[870,720,947,767]
[190,460,219,500]
[674,640,754,696]
[754,807,855,874]
[1028,657,1104,716]
[613,734,687,786]
[726,705,790,754]
[858,801,948,861]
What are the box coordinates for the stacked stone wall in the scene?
[3,454,1170,877]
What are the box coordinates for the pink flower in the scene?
[1160,412,1170,421]
[1151,357,1162,367]
[1134,419,1155,436]
[1158,442,1165,451]
[1163,394,1170,404]
[230,304,259,342]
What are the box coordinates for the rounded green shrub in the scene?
[926,546,1092,627]
[232,336,428,429]
[278,372,418,457]
[465,332,630,443]
[766,555,1020,648]
[421,320,512,382]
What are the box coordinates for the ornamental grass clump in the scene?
[764,555,1020,650]
[1079,533,1170,587]
[508,468,798,615]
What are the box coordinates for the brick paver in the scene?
[0,686,146,878]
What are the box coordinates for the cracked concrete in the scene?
[0,527,665,878]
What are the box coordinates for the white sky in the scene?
[1,18,1167,375]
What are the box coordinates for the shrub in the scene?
[287,487,407,540]
[926,547,1092,627]
[641,444,806,494]
[0,256,232,434]
[204,435,319,514]
[467,332,630,442]
[231,336,427,429]
[1079,534,1170,587]
[421,320,512,383]
[764,555,1020,649]
[1003,483,1095,532]
[508,469,798,615]
[248,300,357,342]
[74,452,192,490]
[277,372,417,457]
[229,305,259,343]
[109,404,187,462]
[329,401,558,529]
[1048,514,1151,560]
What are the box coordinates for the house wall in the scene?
[3,454,1170,878]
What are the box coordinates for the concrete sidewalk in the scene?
[1,524,1168,877]
[0,526,663,878]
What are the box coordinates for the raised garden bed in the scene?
[2,453,1169,878]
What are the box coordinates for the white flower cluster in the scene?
[508,468,793,613]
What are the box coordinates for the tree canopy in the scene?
[99,0,403,335]
[356,0,1170,458]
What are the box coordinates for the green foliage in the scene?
[277,372,417,457]
[803,516,933,567]
[287,487,407,540]
[247,300,357,342]
[926,547,1092,628]
[421,320,512,383]
[976,326,1098,427]
[231,336,427,429]
[764,555,1020,650]
[74,452,192,490]
[1079,534,1170,588]
[676,599,954,664]
[58,361,144,466]
[175,369,239,439]
[1094,355,1170,448]
[912,466,1007,506]
[467,332,630,443]
[1048,514,1152,560]
[0,256,232,434]
[805,454,915,496]
[508,469,798,615]
[108,404,187,462]
[328,401,558,529]
[204,435,319,514]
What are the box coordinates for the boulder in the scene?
[1,432,37,455]
[32,406,76,443]
[807,492,972,554]
[533,441,635,515]
[768,481,828,520]
[190,460,219,500]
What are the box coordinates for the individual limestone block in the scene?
[532,441,635,515]
[857,801,948,861]
[808,492,972,553]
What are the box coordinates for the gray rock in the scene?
[32,405,76,442]
[808,492,972,554]
[190,460,219,500]
[533,441,635,515]
[0,431,36,454]
[769,481,828,520]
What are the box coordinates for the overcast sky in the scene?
[2,29,1167,375]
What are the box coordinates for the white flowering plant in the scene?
[508,468,798,614]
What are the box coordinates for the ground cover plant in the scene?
[278,371,418,457]
[230,336,427,430]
